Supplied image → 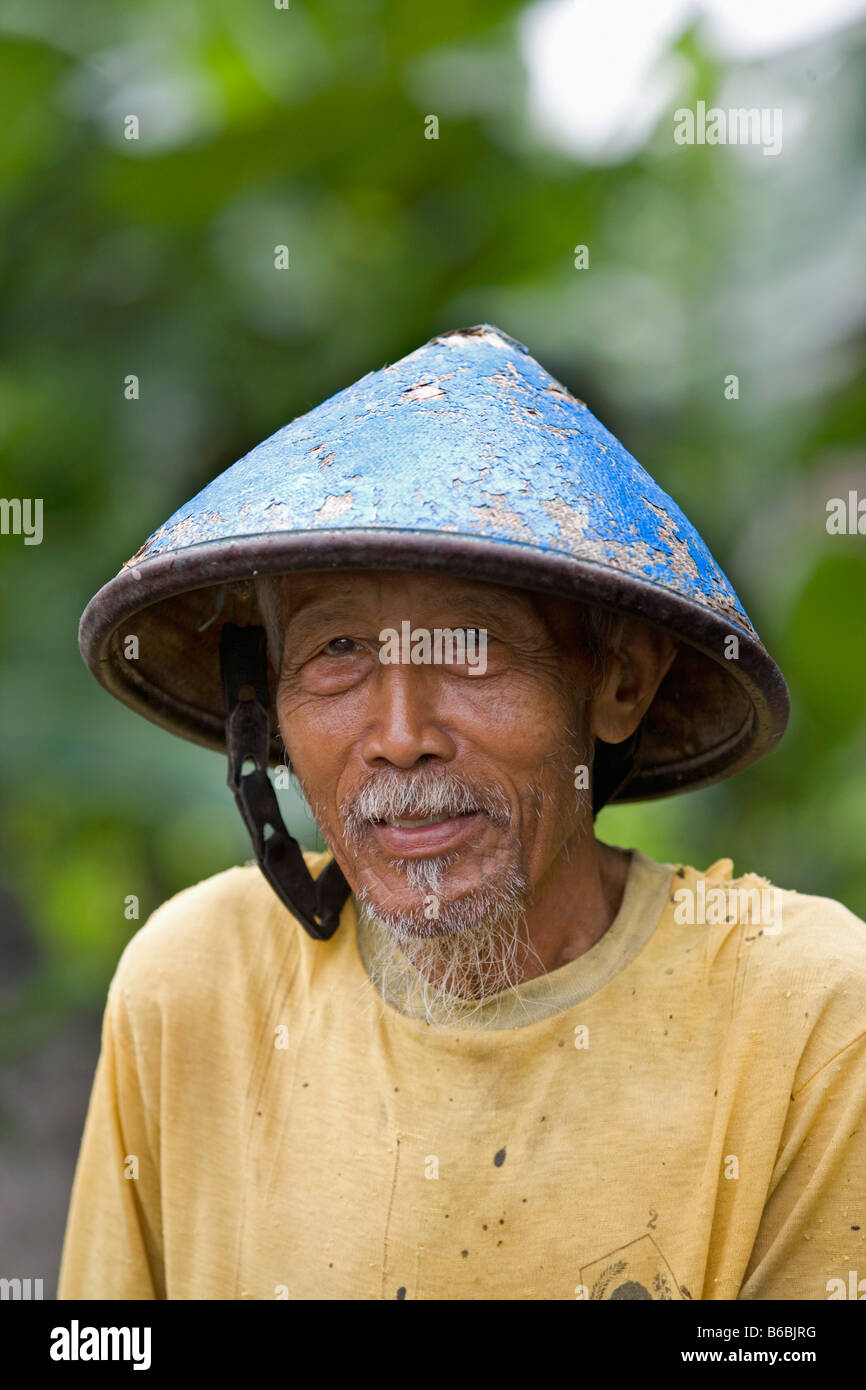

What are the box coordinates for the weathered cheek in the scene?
[276,688,366,776]
[277,683,324,725]
[471,673,578,759]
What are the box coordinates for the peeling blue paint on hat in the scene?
[80,323,789,801]
[127,324,753,635]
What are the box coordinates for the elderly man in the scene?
[60,325,866,1301]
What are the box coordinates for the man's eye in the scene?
[323,637,357,655]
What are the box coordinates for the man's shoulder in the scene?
[109,851,336,1015]
[670,856,866,1073]
[673,855,866,968]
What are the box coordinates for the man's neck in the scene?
[517,835,632,981]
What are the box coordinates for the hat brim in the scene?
[79,528,790,803]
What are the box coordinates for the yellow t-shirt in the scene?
[57,848,866,1301]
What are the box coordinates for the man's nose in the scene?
[359,663,455,769]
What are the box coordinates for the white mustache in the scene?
[341,768,511,843]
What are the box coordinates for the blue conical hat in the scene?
[79,324,789,801]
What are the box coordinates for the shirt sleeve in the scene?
[739,1029,866,1300]
[57,982,165,1300]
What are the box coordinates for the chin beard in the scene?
[354,854,540,1030]
[313,738,595,1028]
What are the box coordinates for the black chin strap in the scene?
[219,622,351,941]
[592,724,644,816]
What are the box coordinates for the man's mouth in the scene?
[382,812,472,828]
[370,810,486,855]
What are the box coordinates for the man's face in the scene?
[272,570,596,940]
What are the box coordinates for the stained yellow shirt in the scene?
[58,848,866,1300]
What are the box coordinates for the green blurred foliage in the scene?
[0,0,864,1059]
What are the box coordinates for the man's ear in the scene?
[589,618,678,745]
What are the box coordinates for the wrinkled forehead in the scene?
[274,568,588,642]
